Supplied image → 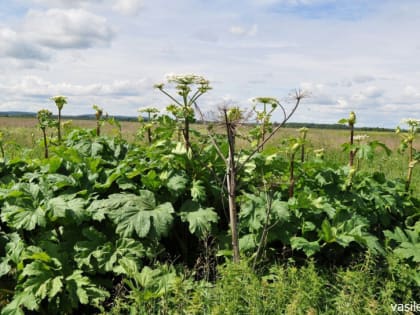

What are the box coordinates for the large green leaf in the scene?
[91,191,174,238]
[21,260,63,301]
[394,243,420,262]
[0,233,25,277]
[0,183,48,231]
[65,270,109,307]
[179,200,218,237]
[191,179,206,202]
[47,195,87,223]
[1,292,38,315]
[74,227,149,274]
[239,234,258,251]
[385,224,420,262]
[1,204,46,231]
[239,192,289,233]
[167,175,188,196]
[290,237,320,257]
[132,265,179,297]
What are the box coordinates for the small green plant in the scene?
[338,111,357,166]
[37,109,56,158]
[0,131,5,159]
[138,107,160,144]
[396,118,419,191]
[50,95,67,143]
[250,97,279,151]
[299,127,308,162]
[93,105,104,136]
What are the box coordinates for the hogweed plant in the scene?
[250,97,280,151]
[0,131,5,159]
[37,109,56,158]
[338,111,357,166]
[206,90,305,263]
[154,74,211,150]
[353,134,369,169]
[299,127,309,162]
[138,107,160,144]
[93,105,104,136]
[339,112,391,187]
[50,95,67,143]
[396,118,420,191]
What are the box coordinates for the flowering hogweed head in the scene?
[313,148,325,158]
[154,83,164,90]
[348,111,356,125]
[299,127,309,138]
[93,105,103,120]
[138,107,160,114]
[50,95,67,110]
[353,134,369,142]
[37,109,54,128]
[402,118,420,128]
[226,107,243,122]
[252,97,279,105]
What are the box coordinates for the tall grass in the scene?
[106,256,418,315]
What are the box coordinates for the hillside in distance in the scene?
[0,111,394,132]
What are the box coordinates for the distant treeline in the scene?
[0,111,138,122]
[0,111,394,132]
[282,122,394,132]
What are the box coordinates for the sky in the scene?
[0,0,420,128]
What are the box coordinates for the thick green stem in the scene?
[42,128,49,158]
[301,144,305,162]
[58,108,62,143]
[405,140,413,191]
[224,110,240,263]
[252,192,272,270]
[184,118,190,150]
[96,119,101,137]
[289,153,295,198]
[349,123,355,166]
[147,112,152,144]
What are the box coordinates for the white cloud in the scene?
[22,9,114,49]
[403,85,420,99]
[0,76,150,98]
[229,24,258,36]
[0,27,49,60]
[112,0,144,16]
[352,75,376,84]
[29,0,104,8]
[250,0,333,6]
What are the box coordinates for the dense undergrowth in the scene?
[0,77,419,314]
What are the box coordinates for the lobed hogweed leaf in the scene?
[89,191,174,238]
[179,200,218,237]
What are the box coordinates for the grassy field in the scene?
[1,116,418,194]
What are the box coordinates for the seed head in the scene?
[348,111,356,125]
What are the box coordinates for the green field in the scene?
[0,113,419,314]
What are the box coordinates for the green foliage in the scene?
[91,191,175,238]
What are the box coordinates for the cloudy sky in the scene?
[1,0,420,127]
